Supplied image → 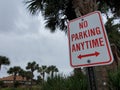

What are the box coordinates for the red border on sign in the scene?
[68,11,113,68]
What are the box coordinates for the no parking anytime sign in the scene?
[68,11,113,68]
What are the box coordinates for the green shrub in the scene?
[14,81,20,88]
[108,66,120,90]
[66,74,87,90]
[0,81,4,88]
[41,73,87,90]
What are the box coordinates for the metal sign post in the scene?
[87,67,97,90]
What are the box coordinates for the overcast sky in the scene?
[0,0,73,78]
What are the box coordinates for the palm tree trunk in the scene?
[31,72,33,86]
[72,0,97,17]
[51,71,54,78]
[43,72,45,81]
[30,70,35,89]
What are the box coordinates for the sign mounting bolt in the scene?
[87,60,91,63]
[81,18,84,21]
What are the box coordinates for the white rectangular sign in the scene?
[68,11,113,68]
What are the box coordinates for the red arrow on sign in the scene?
[78,51,100,59]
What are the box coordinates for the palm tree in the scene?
[47,65,58,78]
[25,0,120,32]
[37,65,47,81]
[7,66,21,87]
[0,56,10,70]
[26,61,39,85]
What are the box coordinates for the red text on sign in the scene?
[79,20,88,29]
[72,37,104,53]
[71,27,101,41]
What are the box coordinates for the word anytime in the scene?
[72,37,104,52]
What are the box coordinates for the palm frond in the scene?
[25,0,43,15]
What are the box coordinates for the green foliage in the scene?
[7,66,22,88]
[19,69,26,79]
[41,73,87,90]
[105,16,120,90]
[2,60,88,89]
[42,74,66,90]
[25,71,33,80]
[67,70,88,90]
[108,66,120,90]
[105,17,120,50]
[0,81,4,87]
[37,65,47,81]
[47,65,59,78]
[24,0,76,32]
[0,56,10,70]
[26,61,39,84]
[26,61,39,72]
[36,76,42,84]
[98,1,109,14]
[14,81,20,88]
[97,0,120,17]
[7,66,21,75]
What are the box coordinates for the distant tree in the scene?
[26,61,39,85]
[37,65,47,81]
[7,66,21,87]
[0,56,10,70]
[47,65,58,78]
